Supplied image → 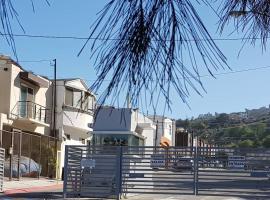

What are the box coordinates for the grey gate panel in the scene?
[121,146,195,196]
[197,147,270,198]
[63,145,121,199]
[0,148,5,192]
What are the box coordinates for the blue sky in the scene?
[0,1,269,119]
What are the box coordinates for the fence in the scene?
[63,145,270,199]
[0,129,58,180]
[0,148,4,192]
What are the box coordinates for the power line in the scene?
[18,59,53,63]
[76,65,270,83]
[0,33,267,42]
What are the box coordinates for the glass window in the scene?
[65,134,71,140]
[82,93,89,111]
[80,138,85,144]
[93,134,144,146]
[65,88,73,106]
[73,90,82,108]
[88,95,94,111]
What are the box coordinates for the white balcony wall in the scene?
[62,110,93,132]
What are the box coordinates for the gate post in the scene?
[193,145,199,195]
[116,146,123,200]
[63,145,69,199]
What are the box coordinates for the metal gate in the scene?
[63,145,122,199]
[0,148,4,192]
[197,147,270,198]
[64,145,196,199]
[63,145,270,199]
[121,146,195,196]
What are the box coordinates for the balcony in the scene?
[12,101,50,127]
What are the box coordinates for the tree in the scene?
[238,139,253,148]
[2,1,270,109]
[176,119,190,129]
[262,135,270,148]
[219,0,270,49]
[215,113,229,126]
[81,0,229,109]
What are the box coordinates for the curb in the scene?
[3,184,63,195]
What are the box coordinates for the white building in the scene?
[92,107,156,146]
[148,115,176,147]
[55,78,96,173]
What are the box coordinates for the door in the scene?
[20,86,27,117]
[20,86,34,118]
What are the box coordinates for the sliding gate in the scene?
[121,146,195,196]
[64,145,195,199]
[64,145,270,199]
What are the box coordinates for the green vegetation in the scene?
[176,118,270,148]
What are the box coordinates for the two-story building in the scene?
[0,55,58,180]
[55,78,96,176]
[0,56,96,181]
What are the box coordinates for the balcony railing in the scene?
[15,101,50,124]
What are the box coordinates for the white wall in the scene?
[55,79,94,135]
[0,60,50,135]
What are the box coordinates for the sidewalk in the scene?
[2,178,63,195]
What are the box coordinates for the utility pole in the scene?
[52,59,58,179]
[53,59,57,139]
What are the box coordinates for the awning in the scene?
[20,72,49,88]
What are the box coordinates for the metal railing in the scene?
[15,101,50,124]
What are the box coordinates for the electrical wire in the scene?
[0,33,268,42]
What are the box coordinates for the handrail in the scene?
[17,100,49,110]
[16,101,50,124]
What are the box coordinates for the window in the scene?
[93,134,144,146]
[73,90,82,108]
[80,138,86,144]
[65,88,73,106]
[20,85,35,117]
[64,88,95,111]
[65,134,71,140]
[65,88,82,109]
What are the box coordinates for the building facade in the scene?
[55,78,96,175]
[0,56,96,181]
[148,115,176,147]
[0,55,58,180]
[92,107,156,146]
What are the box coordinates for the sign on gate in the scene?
[228,155,246,169]
[81,158,96,169]
[150,154,165,168]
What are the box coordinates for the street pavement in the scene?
[1,170,270,199]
